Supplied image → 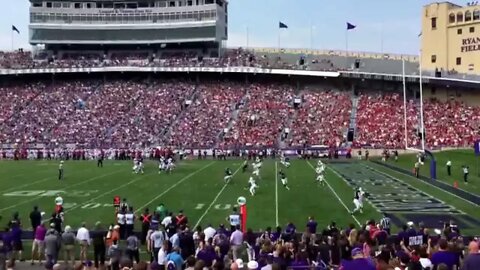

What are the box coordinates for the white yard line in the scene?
[326,164,383,214]
[65,171,159,214]
[3,166,95,193]
[275,161,279,227]
[0,170,124,212]
[306,161,361,227]
[3,176,52,193]
[193,163,243,228]
[134,162,216,214]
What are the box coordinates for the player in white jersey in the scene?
[351,187,365,214]
[317,159,324,167]
[252,162,261,179]
[315,167,326,186]
[248,177,258,196]
[55,194,64,213]
[158,157,166,173]
[281,156,291,168]
[166,158,175,173]
[132,158,138,173]
[137,160,144,174]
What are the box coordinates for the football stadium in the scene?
[0,0,480,269]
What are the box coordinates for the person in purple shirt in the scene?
[339,248,375,270]
[196,242,216,267]
[306,216,318,234]
[397,225,409,245]
[271,227,282,243]
[10,224,23,261]
[1,227,13,260]
[284,222,296,241]
[431,239,457,270]
[290,252,309,268]
[31,223,47,265]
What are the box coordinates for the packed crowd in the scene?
[2,206,480,270]
[168,83,246,148]
[355,93,420,149]
[355,93,480,149]
[223,84,295,148]
[0,49,317,71]
[287,91,352,147]
[0,79,479,149]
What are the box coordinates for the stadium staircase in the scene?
[346,94,360,144]
[214,94,248,147]
[277,91,303,148]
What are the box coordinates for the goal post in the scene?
[402,58,436,179]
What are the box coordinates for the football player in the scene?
[315,166,325,186]
[351,187,365,214]
[248,176,258,196]
[224,167,233,183]
[278,169,290,190]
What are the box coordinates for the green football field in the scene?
[0,153,479,237]
[392,149,480,193]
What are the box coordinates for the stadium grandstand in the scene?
[0,1,480,270]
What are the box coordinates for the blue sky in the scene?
[1,0,462,55]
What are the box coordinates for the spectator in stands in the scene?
[461,240,480,270]
[431,239,458,270]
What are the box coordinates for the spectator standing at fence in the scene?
[29,206,42,233]
[76,222,90,262]
[306,216,318,234]
[126,232,140,264]
[31,223,46,265]
[230,225,243,260]
[150,225,168,262]
[446,160,452,176]
[45,228,61,265]
[61,225,76,266]
[91,222,106,269]
[108,239,122,270]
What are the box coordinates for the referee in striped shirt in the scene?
[380,213,391,235]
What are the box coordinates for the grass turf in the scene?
[383,149,480,194]
[0,158,364,232]
[0,154,477,237]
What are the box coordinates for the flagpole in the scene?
[11,29,14,51]
[345,29,349,69]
